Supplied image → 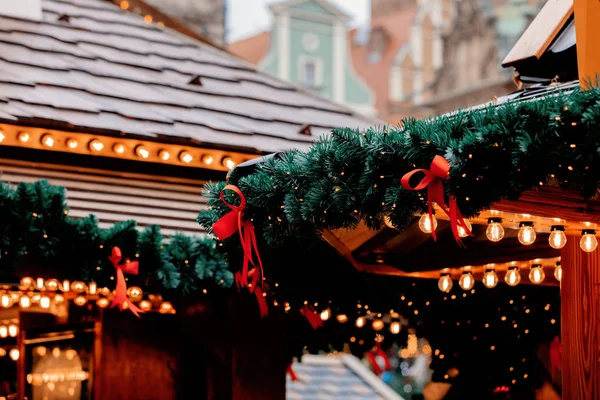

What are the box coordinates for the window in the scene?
[298,56,322,88]
[303,61,316,86]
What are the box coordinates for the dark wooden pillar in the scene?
[561,237,600,398]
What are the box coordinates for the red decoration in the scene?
[365,342,392,376]
[109,247,144,317]
[549,336,562,381]
[401,155,472,246]
[287,364,299,381]
[300,305,323,330]
[213,185,267,318]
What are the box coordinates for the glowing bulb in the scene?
[89,139,104,152]
[372,319,384,331]
[179,151,193,164]
[36,346,47,356]
[518,222,536,245]
[89,282,97,295]
[336,314,348,323]
[390,321,401,334]
[355,316,366,328]
[459,271,475,290]
[9,349,19,361]
[8,324,18,337]
[20,277,34,288]
[74,296,87,306]
[40,296,51,309]
[418,214,438,234]
[126,286,143,302]
[529,264,545,284]
[549,226,567,249]
[438,273,453,293]
[581,230,598,252]
[45,279,59,291]
[0,325,7,338]
[554,262,562,282]
[135,145,149,158]
[139,300,152,311]
[54,294,64,304]
[158,149,171,161]
[66,138,79,149]
[505,267,521,286]
[62,280,70,291]
[458,219,472,238]
[19,296,31,308]
[96,298,110,308]
[486,218,504,242]
[320,308,331,321]
[159,302,174,314]
[71,281,87,293]
[113,143,126,154]
[1,294,12,308]
[222,157,235,169]
[18,132,30,143]
[36,277,44,290]
[202,155,214,165]
[483,269,499,288]
[0,131,4,142]
[41,134,55,147]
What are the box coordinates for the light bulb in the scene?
[159,302,175,314]
[355,316,366,328]
[71,281,87,294]
[54,294,64,304]
[529,264,545,284]
[320,308,331,321]
[113,143,126,154]
[0,325,7,338]
[9,349,19,361]
[66,138,79,149]
[549,226,567,249]
[438,273,453,293]
[96,298,110,308]
[419,214,438,234]
[8,324,18,337]
[126,286,143,302]
[458,219,472,238]
[372,319,384,331]
[139,300,152,311]
[336,314,348,323]
[390,321,401,334]
[74,296,87,306]
[45,279,59,291]
[40,296,51,309]
[202,155,214,165]
[18,132,30,143]
[554,262,562,282]
[135,145,149,158]
[158,149,171,161]
[0,294,12,308]
[483,269,499,288]
[222,156,235,169]
[459,271,475,290]
[89,282,97,295]
[486,218,504,242]
[581,230,598,252]
[36,277,44,290]
[518,222,536,245]
[41,134,55,147]
[505,267,521,286]
[20,277,34,288]
[19,296,31,308]
[179,151,193,164]
[89,139,104,152]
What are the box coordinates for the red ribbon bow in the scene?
[401,155,472,246]
[287,364,299,381]
[300,305,324,330]
[109,246,144,317]
[212,185,268,318]
[366,342,392,376]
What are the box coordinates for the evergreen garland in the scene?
[0,180,233,295]
[198,86,600,254]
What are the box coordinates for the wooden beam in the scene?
[574,0,600,87]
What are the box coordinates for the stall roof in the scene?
[0,0,376,154]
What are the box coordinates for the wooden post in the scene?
[574,0,600,87]
[560,237,600,398]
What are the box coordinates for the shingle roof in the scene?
[0,0,376,154]
[287,354,404,400]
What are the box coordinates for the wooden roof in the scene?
[0,0,375,155]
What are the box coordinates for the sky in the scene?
[226,0,369,43]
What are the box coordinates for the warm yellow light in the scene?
[158,149,171,161]
[222,156,236,169]
[20,276,34,288]
[581,230,598,252]
[0,325,7,338]
[438,273,453,293]
[113,143,126,154]
[159,302,175,314]
[336,314,348,323]
[505,267,521,286]
[529,264,545,284]
[18,132,30,143]
[144,14,153,23]
[518,222,536,245]
[202,155,214,165]
[62,280,70,291]
[483,269,499,288]
[418,214,437,234]
[459,271,475,290]
[549,226,567,249]
[89,282,97,295]
[45,279,59,291]
[19,296,31,308]
[36,346,47,357]
[486,218,504,242]
[179,151,193,164]
[127,286,143,302]
[355,316,366,328]
[54,294,65,304]
[40,296,51,309]
[390,321,401,334]
[71,281,87,294]
[135,145,149,159]
[65,349,77,361]
[9,349,19,361]
[96,298,109,308]
[89,139,104,152]
[8,324,18,337]
[41,134,55,147]
[52,347,60,358]
[139,300,152,311]
[372,319,384,331]
[74,296,87,306]
[554,262,562,282]
[0,294,12,308]
[66,138,79,149]
[120,0,129,9]
[36,277,44,290]
[320,308,331,321]
[0,130,4,142]
[457,219,472,238]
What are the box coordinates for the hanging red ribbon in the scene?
[366,343,392,376]
[300,305,323,330]
[109,247,144,317]
[213,185,267,318]
[287,364,299,381]
[401,155,472,246]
